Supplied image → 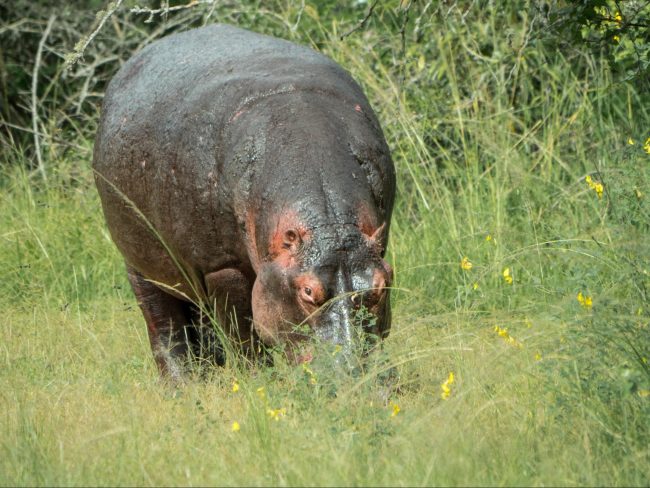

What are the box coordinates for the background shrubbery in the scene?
[1,1,649,485]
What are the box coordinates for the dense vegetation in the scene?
[1,1,649,485]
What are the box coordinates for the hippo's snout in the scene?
[314,297,359,369]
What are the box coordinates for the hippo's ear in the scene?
[269,212,309,264]
[363,222,387,253]
[281,229,303,254]
[269,228,303,264]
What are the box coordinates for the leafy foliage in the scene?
[540,0,650,87]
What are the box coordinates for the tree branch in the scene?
[340,0,378,40]
[32,14,56,182]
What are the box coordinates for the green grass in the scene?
[1,2,650,486]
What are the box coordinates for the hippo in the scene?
[93,24,396,380]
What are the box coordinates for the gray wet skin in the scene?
[93,24,396,379]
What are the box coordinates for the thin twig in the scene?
[65,0,124,68]
[32,14,56,183]
[340,0,378,40]
[398,0,413,87]
[131,0,214,23]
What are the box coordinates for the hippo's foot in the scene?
[127,266,224,382]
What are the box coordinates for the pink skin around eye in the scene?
[295,273,324,306]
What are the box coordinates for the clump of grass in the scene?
[1,1,649,486]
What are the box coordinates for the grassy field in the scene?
[1,2,649,486]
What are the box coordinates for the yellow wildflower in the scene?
[486,234,492,242]
[231,421,240,432]
[390,402,401,417]
[577,292,593,309]
[232,380,240,393]
[644,137,650,154]
[332,344,342,356]
[460,256,473,271]
[473,282,479,290]
[613,34,620,43]
[614,11,622,23]
[494,325,522,348]
[503,267,513,285]
[638,390,650,398]
[266,407,287,421]
[628,138,635,145]
[440,371,455,400]
[585,175,604,199]
[302,363,317,385]
[535,352,542,361]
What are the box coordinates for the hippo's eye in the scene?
[299,286,317,306]
[296,276,323,307]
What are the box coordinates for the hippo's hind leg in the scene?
[127,266,196,381]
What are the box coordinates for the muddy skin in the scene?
[93,24,396,379]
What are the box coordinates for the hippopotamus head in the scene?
[251,210,392,367]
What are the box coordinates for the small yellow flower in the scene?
[302,363,318,385]
[535,352,542,361]
[494,325,522,348]
[503,267,513,285]
[614,12,622,23]
[472,282,479,290]
[332,344,342,356]
[231,421,240,432]
[232,380,240,393]
[266,407,287,421]
[638,390,650,398]
[460,256,473,271]
[585,175,604,199]
[440,371,455,400]
[486,234,492,242]
[644,137,650,154]
[390,402,401,417]
[613,34,620,43]
[577,292,593,309]
[628,137,635,145]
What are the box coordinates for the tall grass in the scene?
[1,2,649,486]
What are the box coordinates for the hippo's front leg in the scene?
[204,268,257,358]
[127,266,193,381]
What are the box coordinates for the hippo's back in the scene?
[96,24,365,146]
